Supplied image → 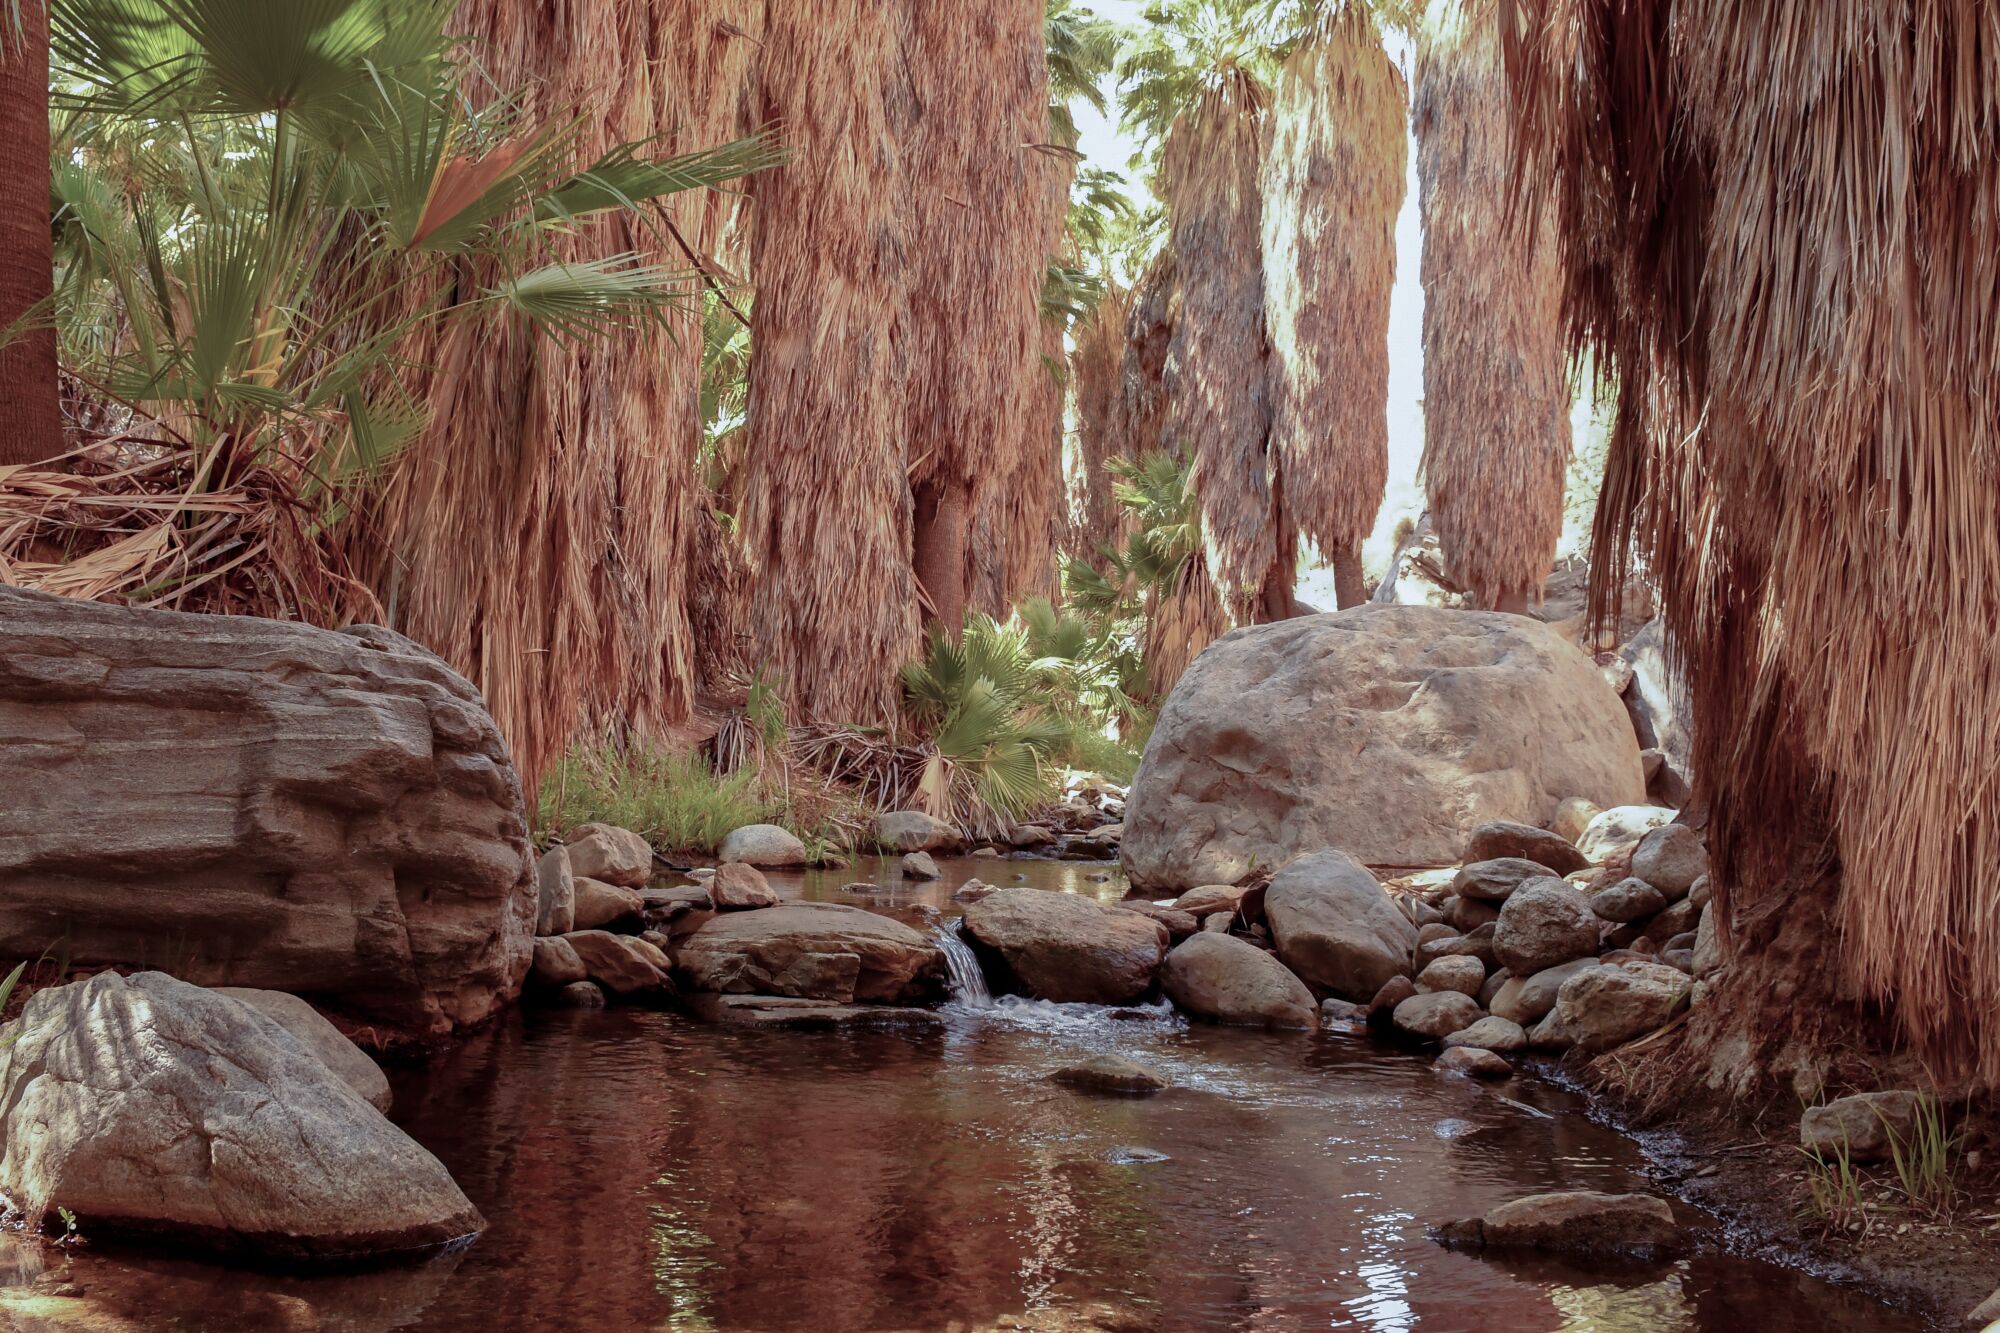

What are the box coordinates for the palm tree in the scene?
[1415,0,1569,613]
[0,0,60,466]
[1262,1,1406,609]
[1506,0,2000,1089]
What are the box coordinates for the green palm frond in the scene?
[536,131,787,223]
[489,255,697,343]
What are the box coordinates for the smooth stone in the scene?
[900,851,942,880]
[1416,956,1486,998]
[551,980,605,1008]
[1490,958,1602,1025]
[1392,991,1484,1040]
[1437,1191,1679,1258]
[1264,850,1418,1002]
[1321,997,1366,1025]
[571,876,645,932]
[1453,857,1551,904]
[1478,967,1511,1007]
[711,862,779,910]
[875,809,960,853]
[1436,1046,1511,1079]
[529,936,587,987]
[1630,824,1707,897]
[1553,796,1604,844]
[1800,1090,1926,1163]
[1443,1015,1528,1053]
[1006,824,1057,849]
[1688,873,1712,907]
[718,823,809,868]
[1645,896,1700,940]
[1170,884,1247,919]
[1464,821,1590,876]
[677,902,946,1005]
[1162,933,1320,1030]
[959,889,1167,1005]
[1446,894,1502,933]
[1119,901,1201,941]
[563,930,674,997]
[1591,877,1667,923]
[1576,805,1677,864]
[1553,962,1691,1052]
[1370,975,1419,1015]
[1493,878,1602,975]
[1692,902,1723,977]
[563,823,652,889]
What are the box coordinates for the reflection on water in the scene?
[0,858,1919,1332]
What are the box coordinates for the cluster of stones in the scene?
[527,820,950,1028]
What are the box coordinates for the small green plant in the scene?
[539,749,776,858]
[1797,1133,1870,1237]
[1882,1092,1959,1218]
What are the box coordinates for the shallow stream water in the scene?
[0,858,1923,1331]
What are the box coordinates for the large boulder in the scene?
[564,930,674,998]
[960,889,1167,1005]
[1493,878,1602,975]
[0,587,534,1039]
[534,845,575,937]
[1121,607,1645,888]
[1262,851,1417,1001]
[1161,933,1319,1030]
[676,902,946,1005]
[212,988,391,1113]
[0,972,482,1259]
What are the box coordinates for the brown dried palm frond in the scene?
[1114,248,1180,463]
[1069,284,1134,566]
[1160,65,1279,621]
[1,432,377,623]
[904,2,1059,628]
[1261,4,1405,599]
[740,0,918,726]
[1416,0,1570,611]
[364,0,764,793]
[1144,550,1230,700]
[1503,0,2000,1083]
[790,723,1029,842]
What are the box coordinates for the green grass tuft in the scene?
[539,749,777,858]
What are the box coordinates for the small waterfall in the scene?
[934,922,991,1007]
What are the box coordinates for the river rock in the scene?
[1446,894,1501,932]
[1590,877,1667,923]
[1172,885,1247,919]
[676,902,945,1004]
[1692,903,1723,977]
[1443,1015,1527,1053]
[1119,901,1200,940]
[535,845,575,936]
[1416,956,1486,997]
[1392,991,1484,1040]
[1478,967,1510,1006]
[718,823,808,868]
[1490,958,1601,1025]
[1436,1191,1679,1259]
[698,863,768,911]
[1644,896,1700,941]
[213,988,391,1114]
[0,589,534,1040]
[1452,858,1549,903]
[960,889,1167,1005]
[530,936,588,987]
[1264,851,1418,1001]
[900,851,942,880]
[551,980,604,1008]
[1576,805,1676,864]
[564,930,673,997]
[1049,1055,1168,1096]
[1436,1046,1511,1078]
[1630,824,1707,898]
[563,823,652,888]
[1007,824,1057,849]
[1800,1091,1926,1162]
[1494,879,1602,975]
[1120,607,1646,888]
[0,972,482,1258]
[1162,933,1319,1030]
[875,809,959,853]
[1555,962,1690,1051]
[1463,822,1589,876]
[571,876,645,931]
[1322,997,1366,1025]
[1688,873,1712,907]
[1370,975,1419,1015]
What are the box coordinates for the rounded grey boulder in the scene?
[1493,878,1602,975]
[1264,850,1418,1002]
[1162,932,1319,1030]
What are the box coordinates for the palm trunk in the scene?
[0,1,60,467]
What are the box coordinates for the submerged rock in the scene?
[900,851,942,880]
[677,902,946,1005]
[960,889,1167,1005]
[1162,932,1319,1030]
[1049,1054,1169,1096]
[686,994,945,1031]
[718,823,809,868]
[1436,1191,1679,1259]
[1121,606,1645,888]
[1264,850,1418,1002]
[563,823,652,889]
[0,972,482,1259]
[0,589,534,1040]
[1436,1047,1511,1079]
